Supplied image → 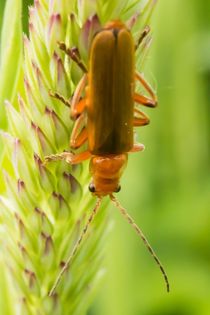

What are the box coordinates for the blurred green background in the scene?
[92,1,210,315]
[1,0,210,314]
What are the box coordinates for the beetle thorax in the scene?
[89,154,128,196]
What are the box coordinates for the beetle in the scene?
[45,20,169,295]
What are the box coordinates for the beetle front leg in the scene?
[44,150,91,165]
[44,152,74,164]
[129,143,145,153]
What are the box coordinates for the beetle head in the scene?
[89,154,127,196]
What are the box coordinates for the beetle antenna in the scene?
[110,194,170,292]
[49,197,102,296]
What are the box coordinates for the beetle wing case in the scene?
[87,25,135,155]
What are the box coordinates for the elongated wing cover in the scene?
[87,27,135,155]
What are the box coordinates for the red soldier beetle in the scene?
[45,20,169,296]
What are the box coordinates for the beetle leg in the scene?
[58,42,88,73]
[71,74,88,119]
[49,72,87,114]
[134,73,157,107]
[49,90,71,107]
[133,107,150,126]
[44,75,88,166]
[71,98,86,119]
[71,127,88,149]
[70,113,88,149]
[134,71,157,107]
[135,71,157,99]
[134,93,156,107]
[44,150,91,165]
[69,150,91,164]
[135,25,150,50]
[129,143,145,152]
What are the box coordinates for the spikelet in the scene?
[0,0,156,314]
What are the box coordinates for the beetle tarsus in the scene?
[58,42,88,73]
[43,152,74,165]
[135,25,151,50]
[49,90,71,107]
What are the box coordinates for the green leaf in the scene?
[0,0,23,129]
[0,258,15,315]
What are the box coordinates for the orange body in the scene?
[86,21,135,195]
[75,20,156,197]
[47,21,157,195]
[47,20,170,297]
[87,22,135,155]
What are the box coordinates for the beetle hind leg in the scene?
[134,71,157,108]
[135,25,150,50]
[49,90,71,107]
[58,42,87,73]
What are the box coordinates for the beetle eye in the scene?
[115,185,121,193]
[89,183,96,193]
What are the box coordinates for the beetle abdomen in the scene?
[87,25,135,155]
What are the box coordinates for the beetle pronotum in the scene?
[45,20,169,295]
